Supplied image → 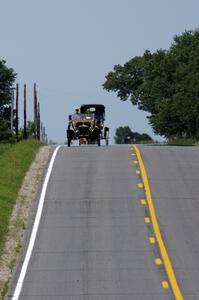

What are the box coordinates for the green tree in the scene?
[114,126,152,144]
[0,60,16,141]
[115,126,132,144]
[0,118,15,143]
[103,29,199,140]
[18,121,36,141]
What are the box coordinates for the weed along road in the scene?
[10,145,199,299]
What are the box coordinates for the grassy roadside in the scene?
[0,144,11,156]
[166,138,196,146]
[0,140,41,257]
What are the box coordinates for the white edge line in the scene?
[12,145,61,300]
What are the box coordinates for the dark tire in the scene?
[68,139,71,147]
[79,139,83,146]
[104,127,109,146]
[104,127,109,138]
[97,133,101,146]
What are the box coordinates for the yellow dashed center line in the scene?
[138,182,144,188]
[149,237,156,244]
[155,258,162,265]
[162,281,169,289]
[133,144,184,300]
[140,199,147,205]
[144,217,150,223]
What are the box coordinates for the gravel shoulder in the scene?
[0,145,53,299]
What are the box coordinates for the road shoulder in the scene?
[0,145,53,299]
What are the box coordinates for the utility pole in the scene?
[34,83,37,138]
[23,84,27,139]
[16,83,19,141]
[37,102,40,140]
[10,89,14,131]
[45,133,48,145]
[43,126,46,144]
[41,122,45,143]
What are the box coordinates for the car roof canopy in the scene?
[80,104,105,114]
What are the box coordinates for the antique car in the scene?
[67,104,109,146]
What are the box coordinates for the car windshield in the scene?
[71,113,94,121]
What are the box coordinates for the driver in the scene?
[75,107,80,114]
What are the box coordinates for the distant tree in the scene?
[18,121,36,140]
[0,118,15,143]
[26,121,36,138]
[115,126,132,144]
[103,29,199,140]
[0,59,16,141]
[114,126,153,144]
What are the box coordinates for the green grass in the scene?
[0,139,41,256]
[0,144,11,156]
[134,140,155,145]
[0,279,9,299]
[166,138,196,146]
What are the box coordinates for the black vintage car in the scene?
[67,104,109,147]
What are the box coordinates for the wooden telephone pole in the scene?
[10,89,14,131]
[37,102,40,140]
[23,84,27,139]
[33,83,38,138]
[15,83,19,141]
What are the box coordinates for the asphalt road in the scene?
[10,145,199,299]
[139,145,199,299]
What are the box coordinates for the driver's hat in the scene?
[75,107,80,112]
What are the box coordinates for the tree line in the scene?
[0,60,16,142]
[103,29,199,141]
[0,60,47,143]
[114,126,152,144]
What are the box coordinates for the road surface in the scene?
[140,145,199,299]
[10,145,199,299]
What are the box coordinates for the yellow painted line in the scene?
[133,145,183,300]
[149,236,155,244]
[162,281,169,289]
[136,169,141,175]
[155,258,162,265]
[145,217,150,223]
[140,199,147,205]
[138,182,143,188]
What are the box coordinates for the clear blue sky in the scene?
[1,0,199,143]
